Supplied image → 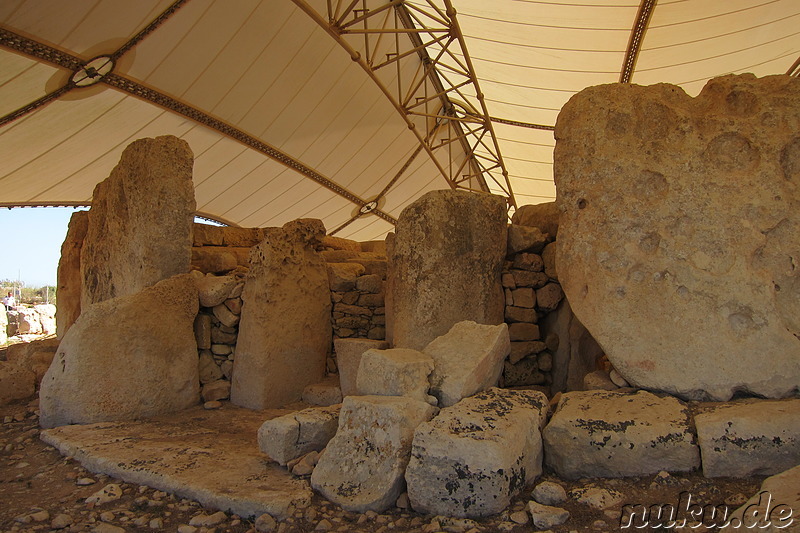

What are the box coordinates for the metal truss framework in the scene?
[292,0,517,212]
[0,0,400,227]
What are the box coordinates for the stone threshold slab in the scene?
[40,404,313,520]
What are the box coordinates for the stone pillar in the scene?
[80,135,196,306]
[554,74,800,400]
[388,190,507,351]
[56,211,88,339]
[231,219,332,409]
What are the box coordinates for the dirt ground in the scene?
[0,396,766,533]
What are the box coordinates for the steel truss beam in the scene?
[0,7,398,226]
[293,0,517,212]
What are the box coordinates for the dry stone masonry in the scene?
[554,74,800,400]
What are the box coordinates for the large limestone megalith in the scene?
[56,210,88,338]
[81,135,196,306]
[231,219,331,409]
[39,274,200,428]
[554,74,800,400]
[388,190,507,350]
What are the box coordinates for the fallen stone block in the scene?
[543,390,700,479]
[258,405,341,466]
[333,338,389,397]
[406,388,548,518]
[695,398,800,477]
[423,321,510,407]
[311,395,436,513]
[356,348,434,403]
[301,378,343,407]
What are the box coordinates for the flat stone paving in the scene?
[39,404,313,520]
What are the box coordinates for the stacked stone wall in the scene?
[500,216,564,394]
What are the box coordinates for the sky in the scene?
[0,207,86,287]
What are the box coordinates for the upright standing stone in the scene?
[56,211,88,338]
[388,190,507,350]
[554,74,800,400]
[39,274,200,428]
[231,219,331,409]
[81,135,195,307]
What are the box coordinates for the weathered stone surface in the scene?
[0,361,36,405]
[511,288,535,308]
[56,210,88,338]
[356,348,434,403]
[198,352,223,384]
[388,190,506,350]
[197,275,238,308]
[201,379,230,402]
[333,338,390,397]
[406,388,548,518]
[532,481,568,506]
[311,395,436,513]
[191,247,238,273]
[423,321,510,407]
[39,273,200,428]
[301,378,342,407]
[554,74,800,400]
[512,202,559,238]
[81,136,195,306]
[326,263,365,292]
[720,464,800,533]
[194,314,212,350]
[16,308,42,335]
[508,322,540,341]
[538,299,604,393]
[695,399,800,477]
[231,219,331,409]
[258,405,341,466]
[507,225,549,255]
[543,390,700,479]
[528,501,569,529]
[41,405,313,520]
[535,283,563,312]
[355,274,382,294]
[35,304,56,335]
[541,242,557,280]
[512,253,544,272]
[6,337,59,384]
[0,310,6,345]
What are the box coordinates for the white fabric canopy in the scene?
[1,0,797,240]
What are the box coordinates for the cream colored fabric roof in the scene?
[1,0,798,240]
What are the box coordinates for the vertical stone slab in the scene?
[231,219,331,409]
[39,274,200,428]
[81,135,196,307]
[554,74,800,400]
[56,211,88,339]
[388,190,507,351]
